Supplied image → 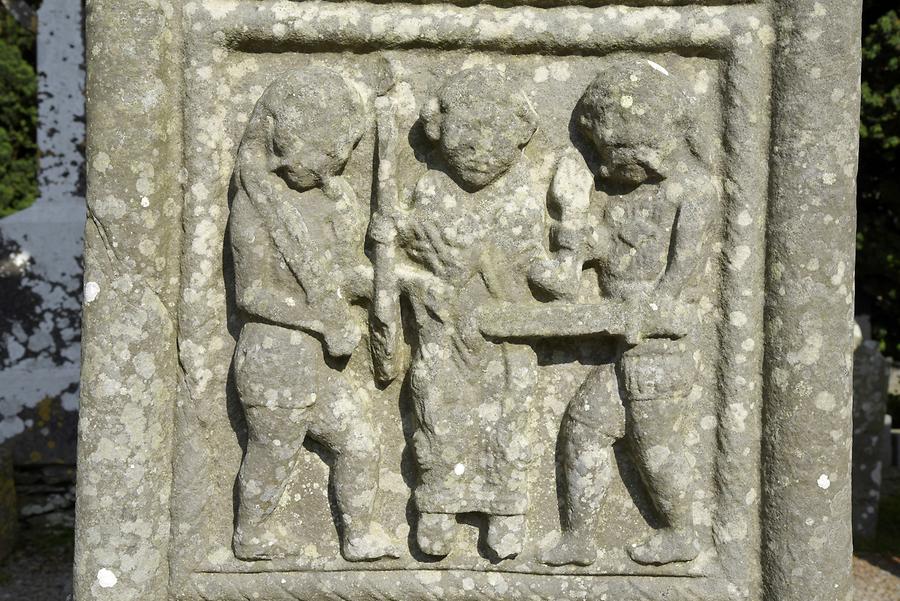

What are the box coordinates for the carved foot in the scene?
[486,515,525,560]
[540,533,598,566]
[233,527,281,560]
[416,512,457,557]
[627,528,699,565]
[342,527,401,562]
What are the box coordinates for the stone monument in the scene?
[75,1,862,600]
[852,318,890,542]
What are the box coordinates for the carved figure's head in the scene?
[421,67,537,190]
[576,58,690,186]
[256,67,366,191]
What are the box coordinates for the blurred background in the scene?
[0,0,896,599]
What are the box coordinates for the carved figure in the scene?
[372,67,544,559]
[229,67,397,562]
[537,59,718,566]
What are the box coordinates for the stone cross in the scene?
[76,2,862,600]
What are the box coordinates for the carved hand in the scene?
[550,153,594,219]
[323,319,363,358]
[406,221,455,277]
[622,291,691,345]
[368,210,396,245]
[527,254,580,301]
[322,175,357,205]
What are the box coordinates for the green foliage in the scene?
[857,3,900,355]
[0,11,37,217]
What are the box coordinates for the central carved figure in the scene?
[385,67,546,559]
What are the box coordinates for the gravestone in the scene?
[852,318,890,542]
[75,2,862,601]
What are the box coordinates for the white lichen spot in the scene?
[693,69,711,94]
[549,61,571,82]
[817,474,831,490]
[647,60,669,76]
[729,311,748,327]
[97,568,117,588]
[417,571,442,585]
[815,391,836,411]
[745,488,757,506]
[454,463,466,476]
[757,25,776,46]
[731,245,751,270]
[620,95,634,109]
[831,261,847,286]
[93,152,110,173]
[84,281,101,304]
[788,333,823,366]
[532,66,549,83]
[727,403,749,432]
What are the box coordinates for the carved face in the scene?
[422,68,537,191]
[581,110,677,187]
[261,68,366,192]
[577,59,688,187]
[271,125,349,191]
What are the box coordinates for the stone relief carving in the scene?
[226,58,719,569]
[378,68,545,560]
[229,67,398,561]
[80,0,864,598]
[533,60,718,567]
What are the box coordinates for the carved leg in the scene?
[233,406,308,560]
[542,364,623,566]
[541,399,618,566]
[416,512,458,557]
[309,388,399,562]
[486,514,526,559]
[625,397,698,565]
[620,342,699,565]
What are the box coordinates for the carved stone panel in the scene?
[76,1,862,601]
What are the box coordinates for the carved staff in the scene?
[368,90,403,385]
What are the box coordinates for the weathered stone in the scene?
[852,320,890,542]
[76,1,862,600]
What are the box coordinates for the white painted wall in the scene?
[0,0,85,444]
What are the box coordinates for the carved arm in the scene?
[237,143,361,357]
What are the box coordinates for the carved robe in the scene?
[399,159,543,516]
